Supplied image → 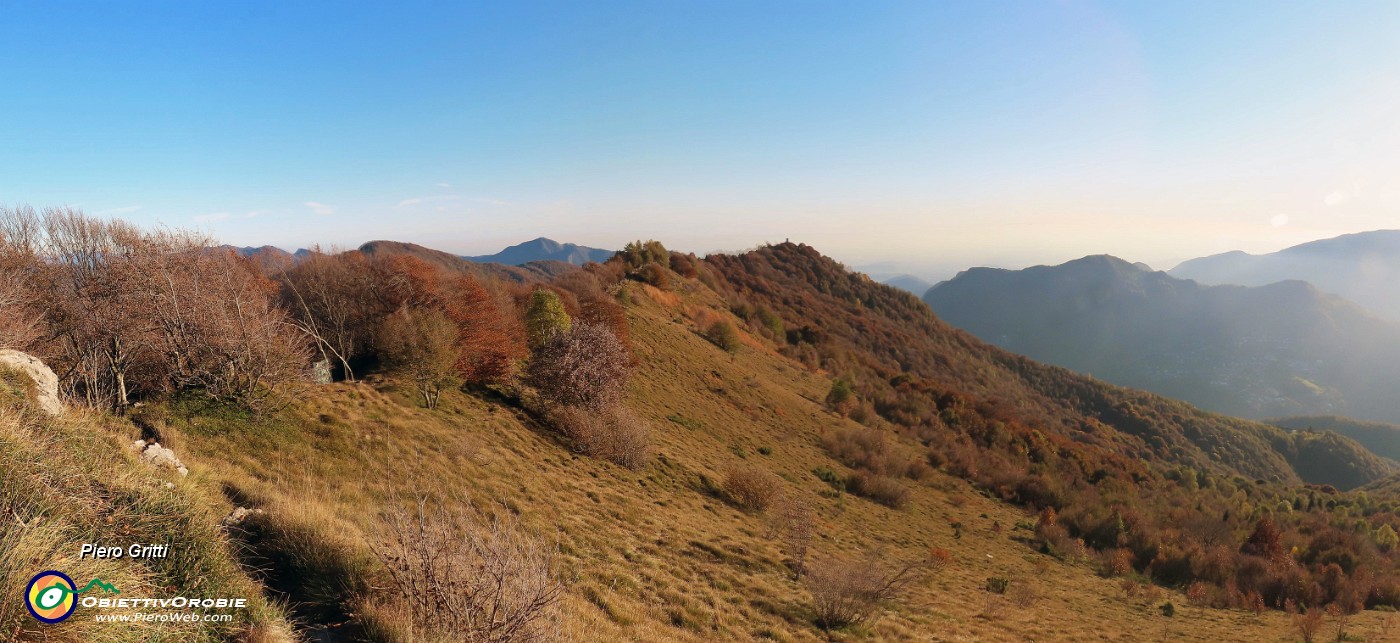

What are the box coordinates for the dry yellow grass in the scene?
[157,281,1398,642]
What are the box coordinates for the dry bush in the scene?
[0,255,40,351]
[845,471,910,509]
[372,497,562,642]
[767,496,816,578]
[1101,547,1135,577]
[822,425,924,479]
[1142,584,1165,605]
[804,553,926,629]
[1010,581,1038,609]
[527,322,632,412]
[928,547,954,574]
[1292,605,1324,643]
[723,462,783,511]
[551,405,651,469]
[1186,580,1210,608]
[4,208,310,410]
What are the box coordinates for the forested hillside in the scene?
[924,254,1400,422]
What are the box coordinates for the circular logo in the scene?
[25,571,77,624]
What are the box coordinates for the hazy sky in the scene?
[3,1,1399,280]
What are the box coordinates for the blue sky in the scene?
[3,1,1399,279]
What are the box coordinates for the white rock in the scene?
[139,442,189,477]
[0,349,63,416]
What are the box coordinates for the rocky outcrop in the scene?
[132,439,189,477]
[0,349,63,416]
[221,506,265,528]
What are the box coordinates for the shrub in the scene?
[846,471,910,509]
[813,467,845,494]
[551,406,652,469]
[1292,605,1324,643]
[928,547,954,573]
[668,253,698,279]
[768,496,816,578]
[372,498,562,642]
[723,462,783,511]
[805,553,926,629]
[526,322,632,412]
[1101,548,1135,577]
[1010,582,1038,608]
[826,377,856,415]
[1186,580,1210,607]
[706,320,742,353]
[632,262,672,290]
[822,425,923,479]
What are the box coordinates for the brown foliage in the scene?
[1,207,308,410]
[804,553,926,629]
[443,275,526,384]
[550,405,651,469]
[1291,604,1324,643]
[722,462,783,511]
[845,471,910,509]
[372,497,562,642]
[527,323,632,412]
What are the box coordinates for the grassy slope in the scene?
[0,373,293,642]
[159,282,1397,642]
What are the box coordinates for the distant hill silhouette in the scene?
[881,274,933,296]
[360,240,576,283]
[464,237,613,266]
[925,254,1400,423]
[1170,229,1400,320]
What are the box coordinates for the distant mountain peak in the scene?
[465,238,613,266]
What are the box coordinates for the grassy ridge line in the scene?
[0,370,293,642]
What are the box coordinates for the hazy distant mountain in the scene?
[925,254,1400,423]
[1170,229,1400,320]
[464,237,613,266]
[881,274,933,296]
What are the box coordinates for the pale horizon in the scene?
[4,2,1399,282]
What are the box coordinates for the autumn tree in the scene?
[443,275,525,384]
[277,249,376,381]
[526,323,631,412]
[618,240,667,269]
[1241,516,1287,564]
[378,308,460,409]
[135,241,310,408]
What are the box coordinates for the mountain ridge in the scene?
[925,252,1400,423]
[464,237,614,266]
[1170,229,1400,320]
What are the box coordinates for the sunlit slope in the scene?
[161,278,1395,641]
